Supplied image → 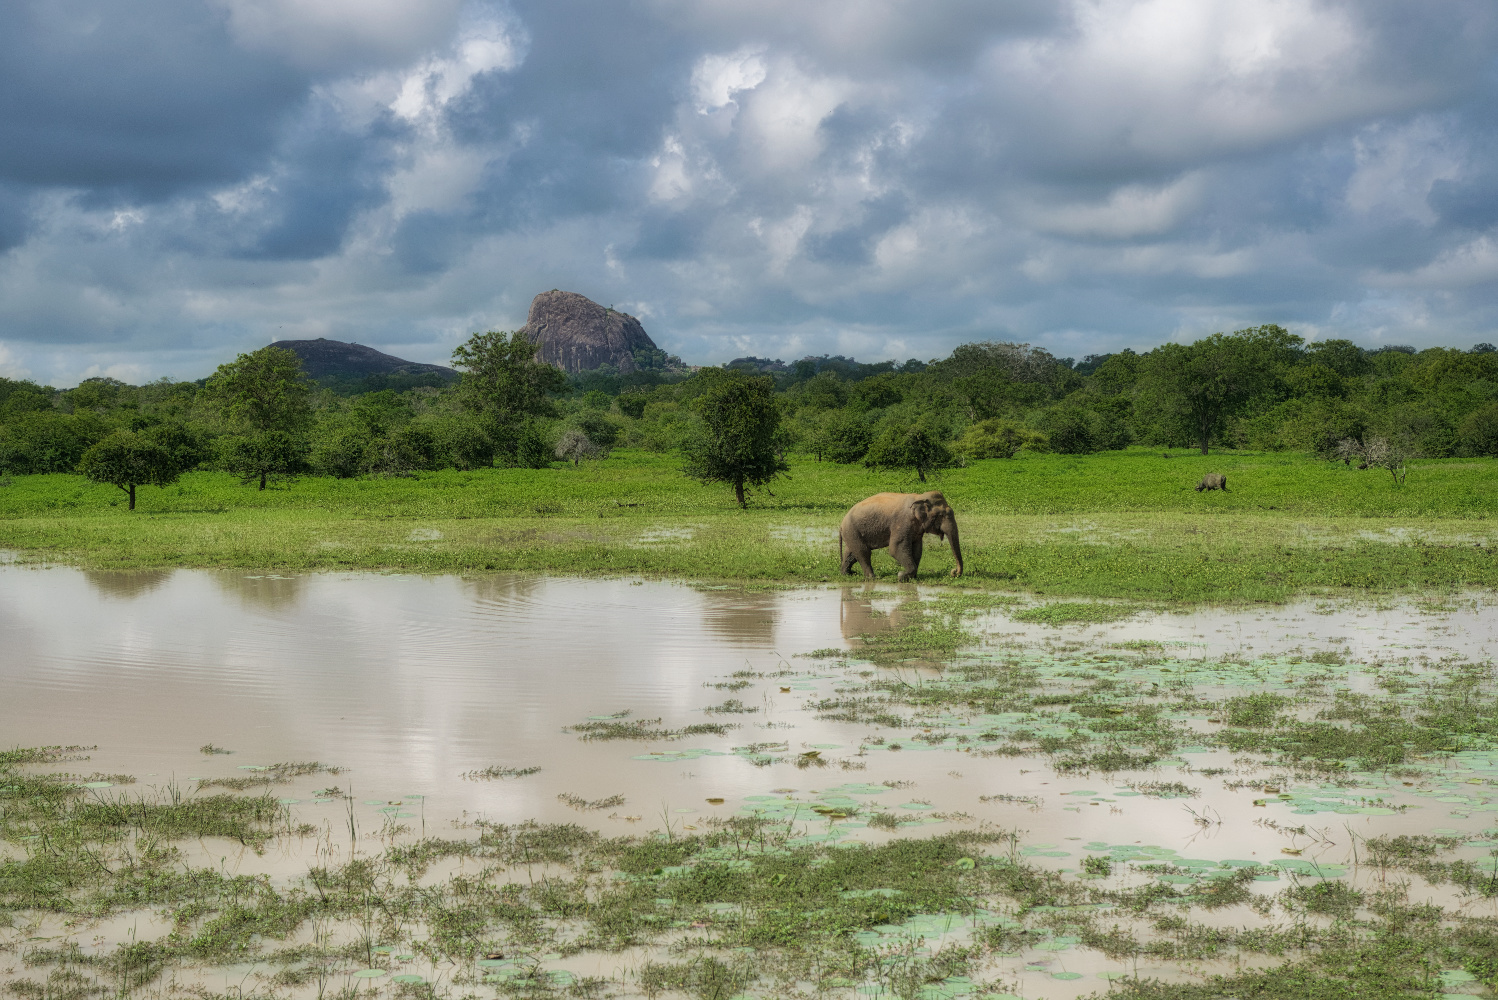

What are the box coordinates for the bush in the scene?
[1042,408,1097,454]
[952,419,1047,459]
[436,417,497,471]
[0,411,109,474]
[1459,402,1498,457]
[514,421,554,469]
[309,424,373,478]
[555,428,603,466]
[1037,405,1131,454]
[365,425,440,476]
[617,392,649,419]
[823,411,872,464]
[573,411,620,449]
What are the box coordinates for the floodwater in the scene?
[3,566,1498,997]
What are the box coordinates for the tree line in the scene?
[1,325,1495,508]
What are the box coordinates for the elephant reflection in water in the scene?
[839,585,923,642]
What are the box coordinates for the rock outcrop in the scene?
[520,290,658,373]
[269,339,457,383]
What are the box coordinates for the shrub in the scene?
[953,419,1047,459]
[555,428,603,466]
[823,411,873,464]
[309,424,373,478]
[1458,402,1498,457]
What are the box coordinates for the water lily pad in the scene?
[390,975,424,984]
[351,969,386,978]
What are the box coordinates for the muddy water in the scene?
[0,569,857,832]
[4,567,1498,997]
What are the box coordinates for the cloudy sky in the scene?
[2,0,1496,385]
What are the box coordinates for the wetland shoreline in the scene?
[3,449,1495,602]
[1,508,1495,604]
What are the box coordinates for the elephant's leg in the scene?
[893,535,923,583]
[844,536,876,578]
[838,535,862,574]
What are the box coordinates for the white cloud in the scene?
[735,59,851,174]
[388,14,524,122]
[691,46,767,114]
[215,0,466,71]
[1026,173,1206,239]
[0,342,31,380]
[1375,235,1498,289]
[1345,117,1463,224]
[986,0,1428,168]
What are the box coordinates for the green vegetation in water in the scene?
[463,765,541,781]
[570,712,736,741]
[193,760,342,790]
[9,738,1498,1000]
[1011,602,1147,625]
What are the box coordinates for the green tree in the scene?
[218,431,310,490]
[1142,326,1299,454]
[864,422,954,482]
[796,371,847,410]
[0,412,109,474]
[682,371,788,507]
[202,346,312,432]
[78,426,200,510]
[451,331,568,463]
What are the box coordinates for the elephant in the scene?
[839,491,963,582]
[1196,473,1228,492]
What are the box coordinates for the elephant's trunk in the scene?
[943,516,963,576]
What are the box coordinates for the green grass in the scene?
[0,448,1494,602]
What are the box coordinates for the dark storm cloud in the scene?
[2,0,1498,385]
[0,0,308,198]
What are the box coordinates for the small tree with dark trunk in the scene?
[864,423,954,482]
[682,370,787,507]
[218,430,310,489]
[79,429,193,509]
[554,428,602,466]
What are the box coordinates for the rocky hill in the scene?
[520,290,659,373]
[269,339,457,384]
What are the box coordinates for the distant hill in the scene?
[270,339,458,390]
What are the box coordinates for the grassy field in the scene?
[1,448,1494,601]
